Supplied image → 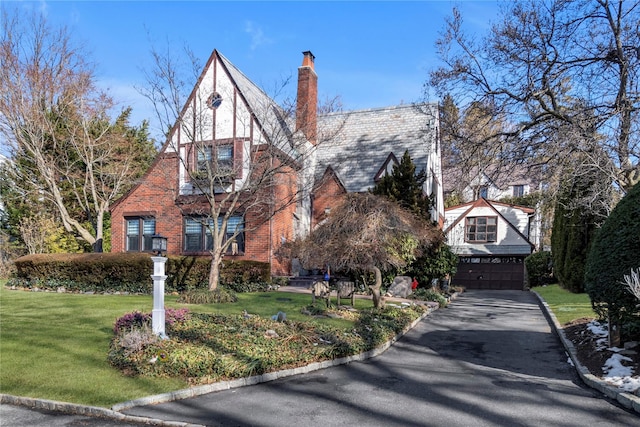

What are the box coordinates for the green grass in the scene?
[533,284,597,325]
[0,284,367,407]
[1,281,595,407]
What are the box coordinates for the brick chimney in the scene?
[296,51,318,145]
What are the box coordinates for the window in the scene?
[197,144,234,175]
[206,92,223,109]
[126,217,156,251]
[184,216,244,253]
[512,185,524,197]
[465,216,497,242]
[478,186,489,199]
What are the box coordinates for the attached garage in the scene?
[453,256,526,290]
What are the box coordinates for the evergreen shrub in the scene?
[11,253,271,294]
[584,183,640,327]
[524,251,554,287]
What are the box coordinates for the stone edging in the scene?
[532,290,640,415]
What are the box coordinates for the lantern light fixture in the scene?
[151,234,168,256]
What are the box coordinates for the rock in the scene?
[264,329,279,338]
[56,287,66,293]
[386,276,413,298]
[271,311,286,322]
[624,341,639,350]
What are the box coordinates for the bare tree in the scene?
[430,0,640,200]
[0,7,155,252]
[292,193,444,308]
[140,45,345,290]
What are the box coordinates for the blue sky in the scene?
[10,0,501,140]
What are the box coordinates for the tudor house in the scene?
[110,50,444,276]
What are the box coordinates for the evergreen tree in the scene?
[371,150,432,217]
[551,167,609,293]
[585,182,640,341]
[371,150,454,287]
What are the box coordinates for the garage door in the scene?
[452,256,526,290]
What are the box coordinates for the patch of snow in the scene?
[587,320,608,337]
[586,320,640,393]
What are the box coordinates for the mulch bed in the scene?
[562,318,640,378]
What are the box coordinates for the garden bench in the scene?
[335,281,356,306]
[310,281,332,307]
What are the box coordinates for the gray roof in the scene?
[217,51,296,152]
[315,104,438,193]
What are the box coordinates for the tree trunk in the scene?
[369,266,384,309]
[208,250,223,291]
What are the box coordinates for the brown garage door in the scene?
[452,256,526,290]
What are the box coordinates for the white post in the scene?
[151,256,168,339]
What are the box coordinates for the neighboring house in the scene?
[110,50,443,277]
[443,165,539,202]
[444,198,536,290]
[442,164,544,250]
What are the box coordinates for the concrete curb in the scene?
[532,291,640,415]
[0,394,204,426]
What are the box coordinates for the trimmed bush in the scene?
[177,288,237,304]
[525,251,554,287]
[11,253,271,294]
[12,253,153,293]
[584,183,640,327]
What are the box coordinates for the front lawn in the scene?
[533,284,597,324]
[0,284,420,407]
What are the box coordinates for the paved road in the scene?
[122,290,638,426]
[3,290,638,426]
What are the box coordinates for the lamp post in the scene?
[151,234,168,339]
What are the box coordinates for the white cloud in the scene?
[244,21,273,50]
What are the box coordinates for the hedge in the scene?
[524,251,554,288]
[10,253,271,293]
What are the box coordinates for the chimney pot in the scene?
[301,51,315,69]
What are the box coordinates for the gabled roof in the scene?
[313,166,348,194]
[444,198,535,249]
[315,103,437,193]
[158,50,298,156]
[216,51,297,149]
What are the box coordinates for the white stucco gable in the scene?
[444,198,534,256]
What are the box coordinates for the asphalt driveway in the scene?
[121,290,638,426]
